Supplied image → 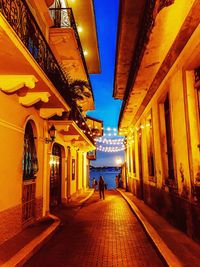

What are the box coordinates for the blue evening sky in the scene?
[88,0,124,167]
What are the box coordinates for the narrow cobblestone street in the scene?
[24,190,164,267]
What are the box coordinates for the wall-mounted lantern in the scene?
[45,124,56,144]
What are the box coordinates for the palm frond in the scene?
[58,63,92,109]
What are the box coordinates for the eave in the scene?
[115,0,200,135]
[113,0,146,100]
[67,0,101,74]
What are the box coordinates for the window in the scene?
[50,143,62,208]
[23,122,38,180]
[146,113,155,179]
[50,145,61,179]
[131,135,136,174]
[127,145,132,174]
[164,94,175,179]
[159,93,175,182]
[72,159,75,180]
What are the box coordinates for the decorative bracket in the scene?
[55,125,70,135]
[0,75,38,93]
[19,92,50,106]
[72,140,86,145]
[63,135,80,142]
[40,108,64,119]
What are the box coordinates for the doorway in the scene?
[138,128,144,199]
[22,121,38,226]
[50,143,62,209]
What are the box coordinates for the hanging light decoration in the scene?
[96,137,124,145]
[96,146,126,152]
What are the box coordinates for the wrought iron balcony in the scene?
[0,0,70,106]
[49,7,93,94]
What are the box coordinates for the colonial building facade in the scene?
[0,0,102,245]
[114,0,200,242]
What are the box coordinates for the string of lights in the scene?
[103,133,118,136]
[85,120,152,153]
[74,120,152,139]
[95,135,136,153]
[95,138,124,144]
[97,146,125,152]
[101,127,117,131]
[75,121,150,153]
[118,123,152,135]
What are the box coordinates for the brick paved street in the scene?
[24,190,164,267]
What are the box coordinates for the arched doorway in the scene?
[22,121,38,225]
[50,143,62,209]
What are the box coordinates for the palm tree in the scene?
[59,62,92,111]
[67,79,91,111]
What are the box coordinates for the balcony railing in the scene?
[49,7,93,97]
[0,0,70,106]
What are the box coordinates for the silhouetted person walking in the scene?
[99,176,105,199]
[115,175,119,188]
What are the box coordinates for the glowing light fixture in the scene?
[83,50,88,56]
[45,124,56,144]
[116,157,122,165]
[77,26,83,33]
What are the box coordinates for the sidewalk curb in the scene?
[2,214,61,267]
[117,189,183,267]
[79,189,94,204]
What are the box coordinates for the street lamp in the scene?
[45,124,56,144]
[116,157,123,189]
[116,157,122,166]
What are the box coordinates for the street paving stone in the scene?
[24,190,164,267]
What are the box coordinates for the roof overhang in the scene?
[114,0,200,135]
[67,0,101,74]
[113,0,146,100]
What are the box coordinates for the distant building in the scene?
[114,0,200,242]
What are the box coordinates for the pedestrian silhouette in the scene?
[115,175,119,188]
[98,176,105,199]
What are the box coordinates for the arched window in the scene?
[23,122,38,180]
